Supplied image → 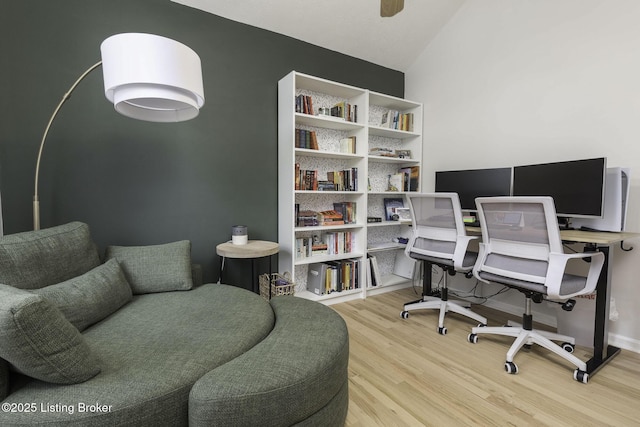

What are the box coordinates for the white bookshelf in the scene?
[278,71,423,304]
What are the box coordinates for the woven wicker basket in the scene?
[259,272,295,300]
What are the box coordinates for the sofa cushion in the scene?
[0,222,100,290]
[0,285,101,384]
[0,284,275,426]
[105,240,193,294]
[33,259,133,332]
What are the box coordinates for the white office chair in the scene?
[400,193,487,334]
[468,196,604,383]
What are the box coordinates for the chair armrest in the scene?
[546,251,604,300]
[453,235,478,270]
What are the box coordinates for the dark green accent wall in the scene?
[0,0,404,288]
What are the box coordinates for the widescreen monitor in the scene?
[512,157,606,219]
[435,167,512,211]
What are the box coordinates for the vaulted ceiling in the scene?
[172,0,466,72]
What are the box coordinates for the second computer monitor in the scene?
[435,167,512,211]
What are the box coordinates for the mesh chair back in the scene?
[407,193,467,263]
[475,197,562,285]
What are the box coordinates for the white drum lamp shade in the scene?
[33,33,205,230]
[101,33,205,122]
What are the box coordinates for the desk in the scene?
[216,240,279,294]
[465,226,638,377]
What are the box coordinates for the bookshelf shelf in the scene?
[296,113,364,131]
[294,252,366,266]
[279,71,422,304]
[367,155,420,164]
[296,148,364,160]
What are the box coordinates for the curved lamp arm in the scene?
[33,61,102,230]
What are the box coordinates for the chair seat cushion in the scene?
[478,271,587,297]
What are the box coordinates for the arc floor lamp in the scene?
[33,33,205,230]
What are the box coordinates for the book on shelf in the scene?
[367,254,381,287]
[386,166,420,192]
[307,259,360,295]
[339,136,356,154]
[296,206,319,227]
[330,101,357,123]
[295,94,314,115]
[383,197,405,221]
[295,129,318,149]
[295,165,358,192]
[387,173,404,192]
[295,231,354,259]
[333,201,356,224]
[380,110,414,132]
[317,210,344,226]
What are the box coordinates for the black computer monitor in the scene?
[512,157,606,219]
[435,167,513,211]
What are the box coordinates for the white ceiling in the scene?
[172,0,465,72]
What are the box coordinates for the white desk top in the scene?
[465,226,639,245]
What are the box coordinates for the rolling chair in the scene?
[400,193,487,334]
[468,196,604,383]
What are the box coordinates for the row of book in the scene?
[295,129,318,149]
[294,95,358,123]
[380,110,414,132]
[295,202,356,227]
[307,259,360,295]
[294,164,359,191]
[331,101,358,123]
[295,231,354,259]
[295,94,314,115]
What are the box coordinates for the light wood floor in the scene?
[331,287,640,427]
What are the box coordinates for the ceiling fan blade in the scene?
[380,0,404,17]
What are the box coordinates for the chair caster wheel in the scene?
[504,361,518,374]
[574,369,589,383]
[562,342,575,353]
[438,326,447,335]
[400,311,409,319]
[477,323,487,328]
[468,333,478,344]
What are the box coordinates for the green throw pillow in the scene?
[33,259,133,332]
[105,240,193,294]
[0,222,100,290]
[0,285,101,384]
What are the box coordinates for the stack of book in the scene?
[295,206,319,227]
[317,210,344,226]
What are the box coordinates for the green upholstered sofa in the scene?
[0,222,349,426]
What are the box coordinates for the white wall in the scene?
[405,0,640,352]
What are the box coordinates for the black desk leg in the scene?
[586,244,621,375]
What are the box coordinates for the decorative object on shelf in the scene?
[384,197,405,220]
[32,33,205,230]
[231,225,248,245]
[387,174,403,192]
[395,207,411,221]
